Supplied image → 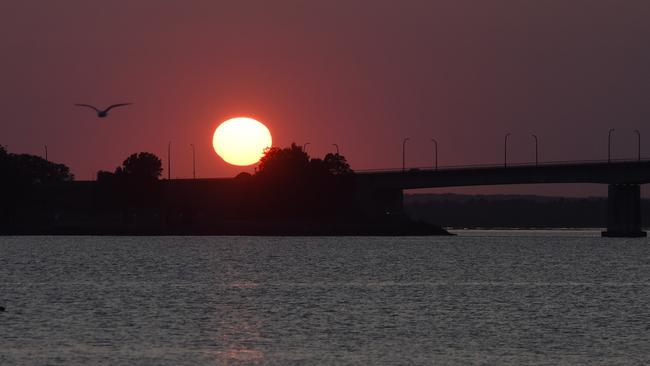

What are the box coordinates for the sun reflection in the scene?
[209,289,266,365]
[224,348,264,361]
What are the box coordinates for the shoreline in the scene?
[1,218,453,237]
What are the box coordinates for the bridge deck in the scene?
[355,160,650,190]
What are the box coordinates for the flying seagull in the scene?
[75,103,132,118]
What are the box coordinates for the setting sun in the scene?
[212,117,272,166]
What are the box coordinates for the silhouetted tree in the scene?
[94,152,163,212]
[323,153,352,175]
[235,172,252,180]
[256,143,353,179]
[0,145,7,173]
[250,143,356,218]
[0,146,75,233]
[308,158,329,177]
[0,148,73,185]
[96,170,116,182]
[11,154,73,184]
[256,143,310,178]
[116,152,162,181]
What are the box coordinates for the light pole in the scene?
[44,145,48,161]
[332,144,339,155]
[608,129,614,163]
[168,141,171,179]
[531,134,538,166]
[190,144,196,179]
[402,137,410,172]
[430,138,438,170]
[303,142,310,154]
[504,133,511,168]
[634,129,641,162]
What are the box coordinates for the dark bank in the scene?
[405,193,650,230]
[0,144,449,236]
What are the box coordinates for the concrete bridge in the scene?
[355,160,650,237]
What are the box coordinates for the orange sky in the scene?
[1,1,649,196]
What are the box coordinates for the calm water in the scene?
[1,232,650,365]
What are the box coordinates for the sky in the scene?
[1,0,649,196]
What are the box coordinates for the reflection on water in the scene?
[212,299,266,365]
[215,349,264,362]
[1,233,650,365]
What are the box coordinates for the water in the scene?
[1,232,650,365]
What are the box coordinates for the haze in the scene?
[1,0,649,196]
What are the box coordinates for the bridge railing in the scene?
[355,158,650,174]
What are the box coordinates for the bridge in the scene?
[354,160,650,237]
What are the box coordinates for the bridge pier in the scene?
[602,184,646,237]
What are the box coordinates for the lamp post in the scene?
[634,129,641,162]
[190,144,196,179]
[504,133,511,168]
[332,144,339,155]
[402,137,410,172]
[608,129,614,163]
[168,141,171,179]
[531,134,538,166]
[430,138,438,170]
[44,145,48,161]
[303,142,310,154]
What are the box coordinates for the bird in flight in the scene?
[75,103,132,118]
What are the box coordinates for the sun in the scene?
[212,117,272,166]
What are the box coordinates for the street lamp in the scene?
[402,137,410,172]
[168,141,172,179]
[44,145,48,161]
[608,129,614,163]
[634,129,641,162]
[303,142,310,154]
[190,144,196,179]
[531,134,538,166]
[332,144,339,155]
[504,133,511,168]
[430,138,438,170]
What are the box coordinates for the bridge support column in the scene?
[602,184,646,237]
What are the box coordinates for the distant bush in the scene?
[98,152,162,182]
